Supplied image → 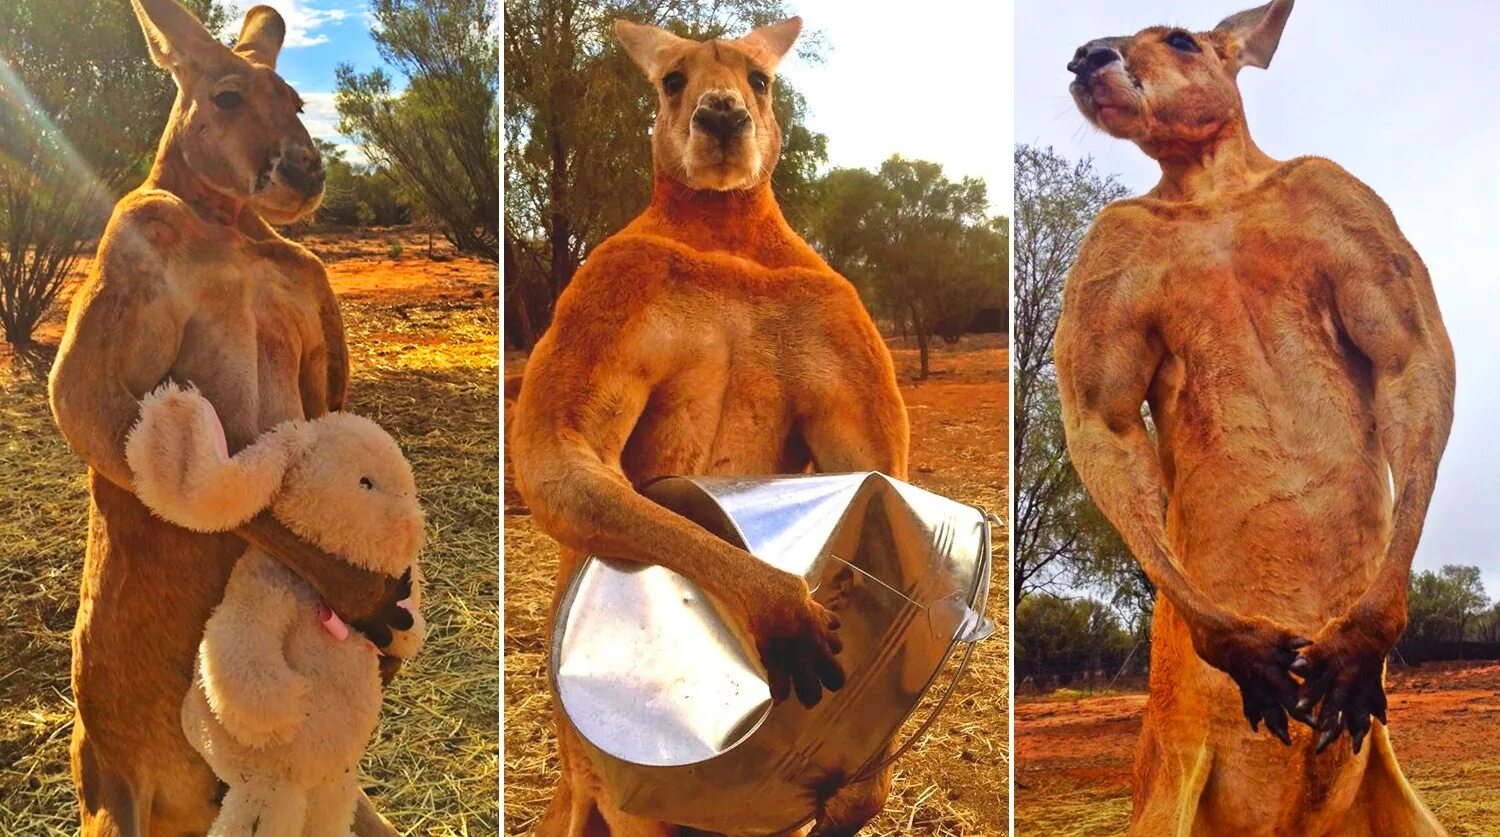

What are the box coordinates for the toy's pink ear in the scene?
[125,383,298,532]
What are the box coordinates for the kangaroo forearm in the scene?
[1067,420,1232,632]
[51,311,184,492]
[1355,358,1454,637]
[50,378,143,493]
[525,457,786,612]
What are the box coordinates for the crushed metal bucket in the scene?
[551,472,997,834]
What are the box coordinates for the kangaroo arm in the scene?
[799,289,911,480]
[517,428,792,618]
[512,323,795,616]
[1059,395,1239,639]
[1054,257,1239,643]
[300,268,350,414]
[49,224,188,491]
[1334,236,1456,644]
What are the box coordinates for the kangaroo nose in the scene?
[277,144,325,197]
[692,91,750,140]
[1068,41,1123,77]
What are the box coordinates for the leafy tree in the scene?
[806,157,1006,379]
[1471,602,1500,644]
[1015,593,1135,689]
[312,140,413,229]
[337,0,499,262]
[0,0,227,346]
[502,0,825,348]
[1011,144,1129,603]
[1401,565,1489,660]
[1444,565,1488,652]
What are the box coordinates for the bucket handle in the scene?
[850,507,1002,782]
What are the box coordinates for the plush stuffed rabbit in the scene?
[125,383,425,836]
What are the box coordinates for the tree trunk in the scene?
[503,232,537,350]
[916,322,931,381]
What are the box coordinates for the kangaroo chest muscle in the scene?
[621,354,804,480]
[1135,208,1390,577]
[169,256,326,447]
[1141,208,1372,455]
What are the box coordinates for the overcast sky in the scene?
[1017,1,1500,595]
[780,0,1014,216]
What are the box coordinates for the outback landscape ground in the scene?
[0,228,499,834]
[503,334,1011,835]
[1016,661,1500,835]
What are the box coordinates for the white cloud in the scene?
[335,142,370,167]
[298,91,341,138]
[297,92,370,166]
[230,1,351,49]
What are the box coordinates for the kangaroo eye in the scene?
[1165,31,1200,53]
[661,71,686,96]
[748,71,770,95]
[211,91,244,110]
[360,477,374,490]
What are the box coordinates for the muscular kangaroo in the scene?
[1054,1,1455,833]
[49,2,410,833]
[510,18,911,837]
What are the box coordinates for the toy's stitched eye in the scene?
[748,71,770,95]
[360,477,374,490]
[212,90,244,110]
[1165,31,1200,53]
[661,71,686,96]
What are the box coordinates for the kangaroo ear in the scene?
[233,5,286,69]
[126,384,298,532]
[738,17,802,70]
[614,20,690,79]
[1215,0,1294,72]
[131,0,231,73]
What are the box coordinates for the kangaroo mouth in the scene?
[1071,72,1142,132]
[683,135,761,191]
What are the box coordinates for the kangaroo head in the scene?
[614,17,801,192]
[131,0,324,223]
[1067,0,1293,153]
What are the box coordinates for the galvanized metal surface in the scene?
[552,472,995,835]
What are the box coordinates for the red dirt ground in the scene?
[1015,661,1500,834]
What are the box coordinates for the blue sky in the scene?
[1017,2,1500,597]
[777,0,1014,216]
[231,0,392,159]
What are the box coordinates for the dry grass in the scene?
[502,335,1011,835]
[0,241,499,834]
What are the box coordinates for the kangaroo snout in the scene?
[274,143,325,198]
[1068,40,1124,78]
[691,90,751,141]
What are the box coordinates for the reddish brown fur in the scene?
[510,18,909,837]
[48,2,403,833]
[1055,2,1454,834]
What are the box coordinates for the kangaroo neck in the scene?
[146,112,246,228]
[1142,115,1277,203]
[634,171,818,268]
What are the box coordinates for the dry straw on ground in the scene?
[0,238,499,835]
[503,337,1012,835]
